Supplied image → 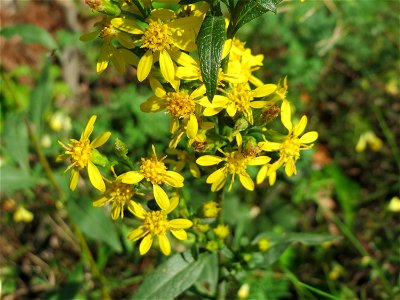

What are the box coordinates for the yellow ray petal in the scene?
[88,161,105,192]
[170,229,187,240]
[139,234,153,255]
[293,115,308,137]
[196,155,223,166]
[281,100,292,132]
[252,84,277,97]
[121,171,144,184]
[91,131,111,148]
[300,131,318,144]
[186,114,198,139]
[239,173,254,191]
[169,218,193,229]
[247,156,271,166]
[127,201,147,219]
[137,50,153,82]
[69,169,79,191]
[164,171,184,188]
[159,50,175,83]
[153,184,170,210]
[158,234,171,256]
[128,227,147,241]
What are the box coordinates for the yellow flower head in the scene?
[121,145,184,210]
[93,170,139,220]
[127,198,193,256]
[258,238,271,252]
[80,18,139,74]
[199,83,277,125]
[196,150,270,192]
[58,115,111,192]
[202,201,221,218]
[213,224,230,239]
[111,9,202,84]
[206,240,219,252]
[355,131,383,152]
[227,38,265,87]
[258,100,318,179]
[13,206,34,223]
[140,78,204,143]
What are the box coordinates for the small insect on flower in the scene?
[128,197,193,256]
[57,115,111,192]
[120,145,184,210]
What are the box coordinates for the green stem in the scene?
[373,105,400,193]
[330,213,392,294]
[25,119,65,201]
[74,226,112,300]
[283,267,340,300]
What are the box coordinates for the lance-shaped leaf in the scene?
[196,14,226,101]
[233,0,282,34]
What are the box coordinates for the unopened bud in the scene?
[85,0,121,16]
[234,118,249,133]
[114,138,129,157]
[243,136,260,156]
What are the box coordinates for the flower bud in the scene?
[243,136,260,156]
[114,138,129,157]
[234,118,249,133]
[85,0,121,16]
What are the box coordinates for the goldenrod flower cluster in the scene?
[58,0,318,257]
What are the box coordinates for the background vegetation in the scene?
[1,0,399,299]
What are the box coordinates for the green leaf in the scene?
[286,232,342,246]
[326,163,359,228]
[0,166,39,195]
[196,14,226,100]
[233,0,282,34]
[194,252,218,296]
[67,197,122,252]
[28,58,52,138]
[132,252,212,300]
[0,24,58,50]
[3,113,29,173]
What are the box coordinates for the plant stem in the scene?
[330,213,392,295]
[74,226,112,300]
[25,119,65,202]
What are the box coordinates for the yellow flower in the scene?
[111,9,202,84]
[356,131,383,152]
[197,223,210,232]
[140,78,204,143]
[127,198,193,256]
[13,206,34,223]
[93,169,140,220]
[206,240,219,252]
[196,150,271,192]
[202,201,221,218]
[175,40,241,88]
[58,115,111,192]
[258,238,271,252]
[227,38,265,87]
[199,83,277,125]
[258,101,318,181]
[80,17,139,74]
[387,196,400,213]
[121,145,184,210]
[213,224,229,239]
